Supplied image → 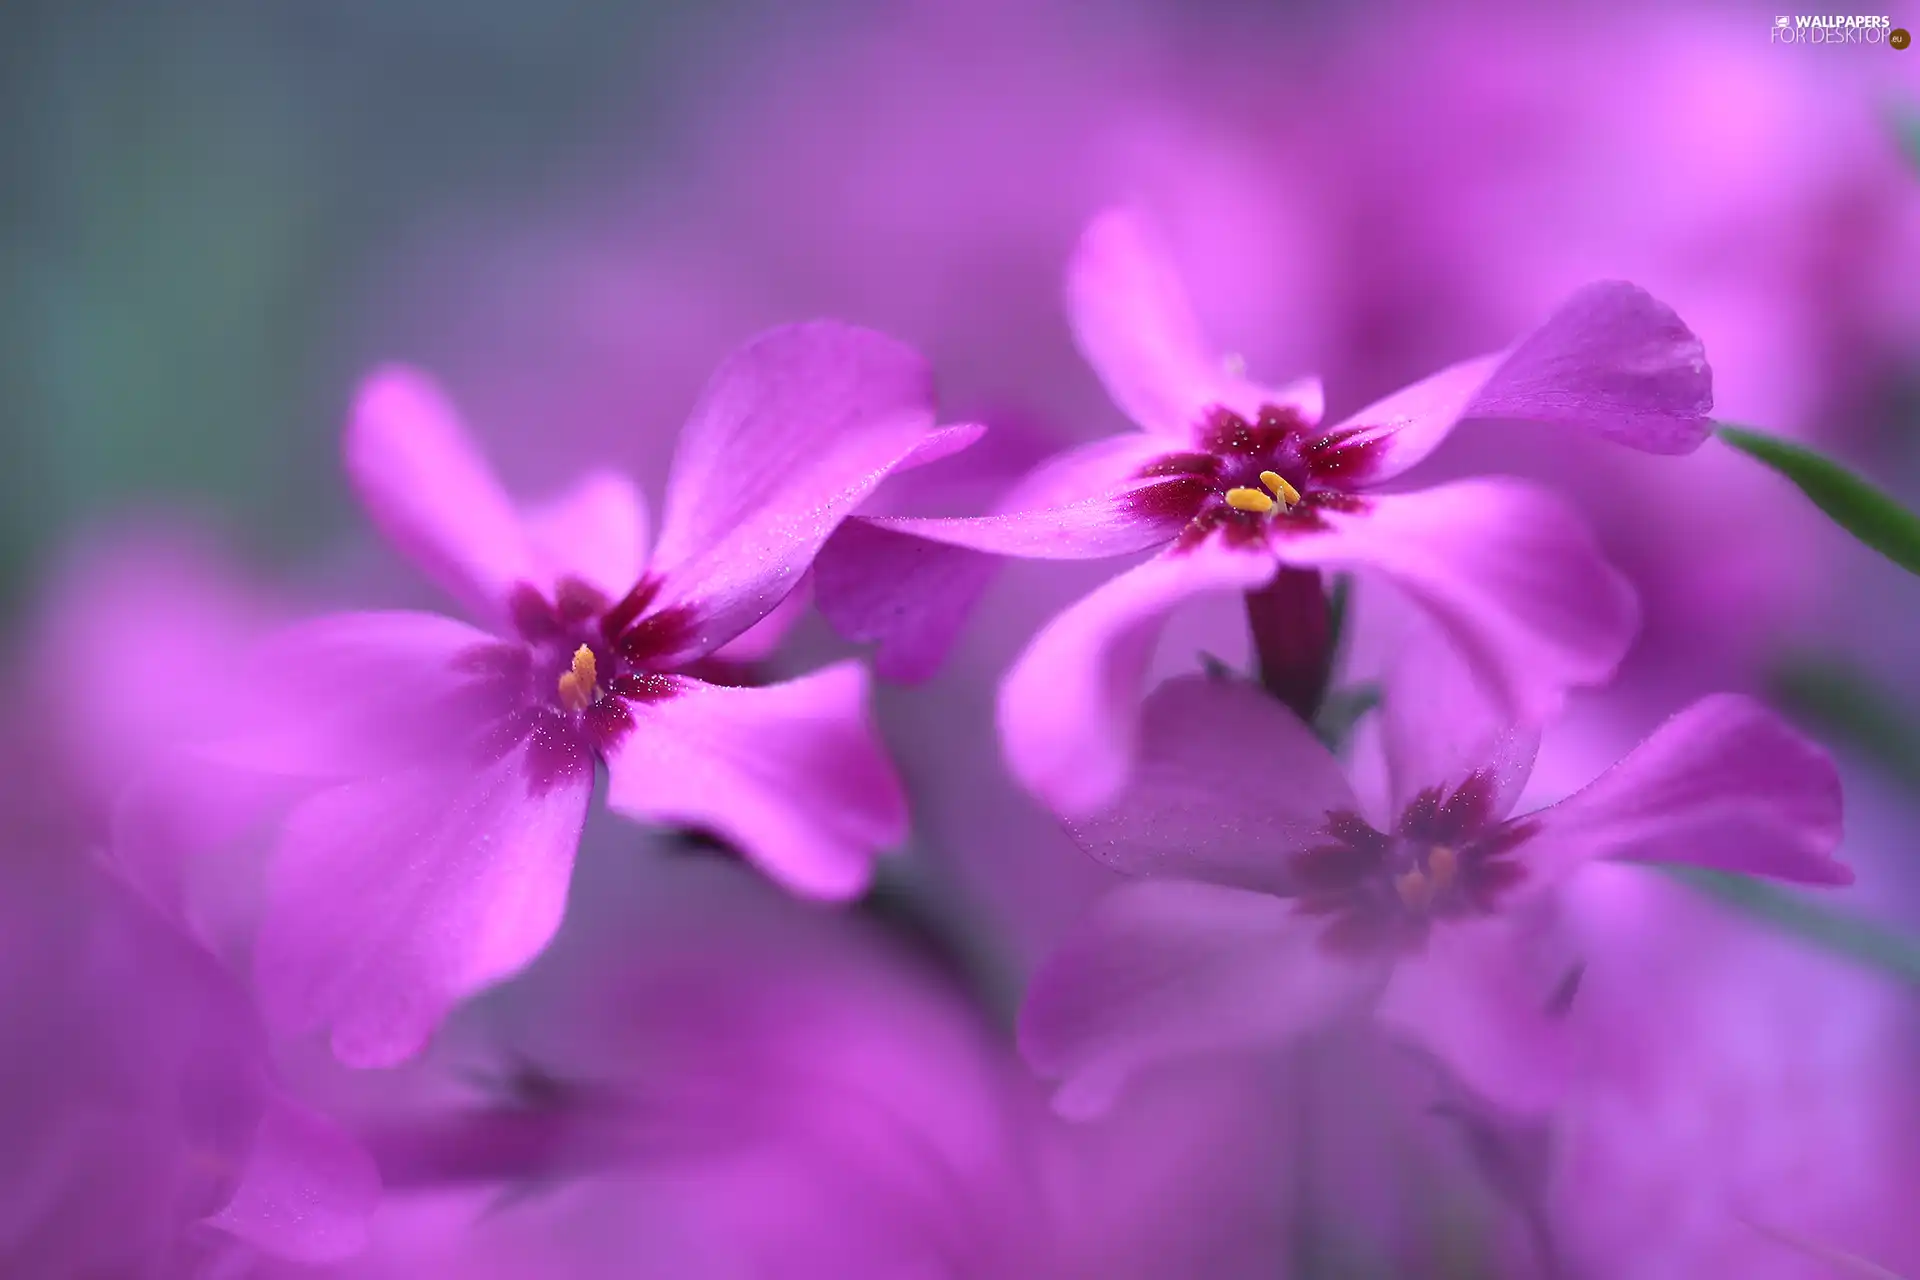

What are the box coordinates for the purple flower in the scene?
[856,209,1712,814]
[1017,643,1850,1120]
[199,323,939,1068]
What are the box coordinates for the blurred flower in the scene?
[855,210,1711,814]
[154,324,942,1069]
[0,533,378,1273]
[1019,633,1848,1118]
[293,854,1297,1278]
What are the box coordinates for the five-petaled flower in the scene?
[850,209,1714,815]
[1017,640,1849,1120]
[191,323,955,1067]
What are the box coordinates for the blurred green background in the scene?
[0,1,734,616]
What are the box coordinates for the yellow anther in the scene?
[1394,868,1436,912]
[556,644,599,712]
[1428,844,1458,892]
[1224,486,1276,514]
[1259,471,1302,507]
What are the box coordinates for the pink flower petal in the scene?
[1523,694,1850,889]
[522,469,649,602]
[817,434,1188,680]
[346,367,536,627]
[812,519,1000,682]
[1373,917,1579,1116]
[204,1093,381,1263]
[226,611,513,780]
[1068,675,1357,893]
[1274,478,1639,730]
[1328,282,1713,485]
[855,433,1194,560]
[709,571,814,665]
[1378,615,1541,821]
[1018,880,1374,1119]
[603,661,906,901]
[999,541,1277,817]
[1068,208,1324,440]
[648,322,940,660]
[255,749,592,1067]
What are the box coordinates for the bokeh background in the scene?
[4,1,1919,1275]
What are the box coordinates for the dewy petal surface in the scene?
[602,661,906,901]
[647,322,940,660]
[1068,675,1358,893]
[255,745,592,1068]
[1067,208,1324,439]
[1325,281,1713,485]
[1521,694,1850,890]
[346,366,537,627]
[202,1093,382,1264]
[1018,880,1373,1120]
[522,469,650,602]
[1274,478,1639,729]
[998,541,1277,818]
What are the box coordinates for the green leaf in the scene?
[1663,866,1920,986]
[1716,424,1920,577]
[1767,653,1920,790]
[1315,682,1381,754]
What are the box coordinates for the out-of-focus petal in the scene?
[1378,615,1541,821]
[1373,917,1578,1116]
[647,322,939,659]
[1329,282,1713,484]
[1067,674,1357,893]
[999,541,1277,818]
[1018,880,1373,1119]
[856,433,1199,560]
[1274,478,1638,730]
[815,434,1180,681]
[522,470,650,602]
[255,749,592,1068]
[1068,208,1324,439]
[812,521,999,682]
[346,367,536,627]
[603,661,906,901]
[1521,695,1850,889]
[204,1093,381,1264]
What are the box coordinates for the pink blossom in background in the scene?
[0,536,378,1273]
[150,323,939,1070]
[283,853,1305,1278]
[1019,632,1849,1118]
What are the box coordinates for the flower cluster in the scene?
[1,181,1907,1272]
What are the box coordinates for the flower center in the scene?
[555,644,600,713]
[1287,775,1537,959]
[1223,470,1303,515]
[1392,843,1457,912]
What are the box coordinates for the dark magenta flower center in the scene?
[1122,404,1387,552]
[457,576,697,794]
[1288,772,1536,959]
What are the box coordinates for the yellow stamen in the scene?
[1259,471,1302,508]
[1428,844,1458,893]
[1224,486,1276,514]
[1394,867,1435,912]
[556,644,599,712]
